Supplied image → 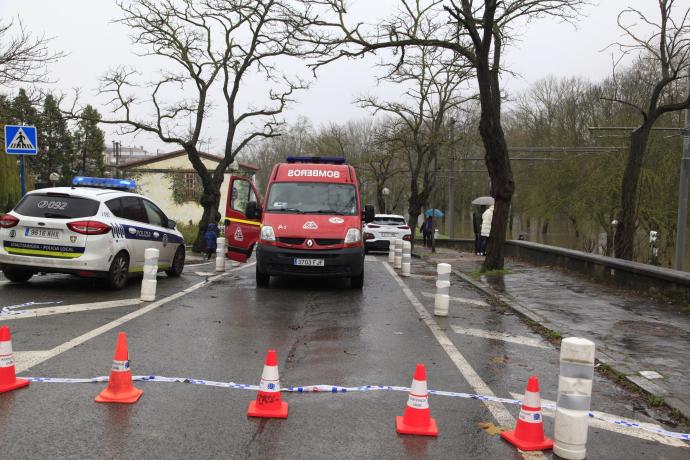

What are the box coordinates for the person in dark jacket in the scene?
[204,223,218,260]
[421,216,434,248]
[472,206,486,255]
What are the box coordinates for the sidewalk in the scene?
[413,245,690,421]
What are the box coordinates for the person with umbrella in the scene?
[421,216,434,248]
[480,204,494,256]
[471,196,494,255]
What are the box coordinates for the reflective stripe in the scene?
[0,341,13,368]
[259,378,280,392]
[518,408,542,423]
[523,390,541,408]
[224,217,261,227]
[5,247,82,258]
[407,393,429,409]
[560,361,594,380]
[111,360,130,372]
[557,393,592,411]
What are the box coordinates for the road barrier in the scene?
[0,325,30,393]
[216,237,226,272]
[401,241,411,277]
[434,263,451,316]
[554,337,595,459]
[388,240,396,264]
[248,349,288,418]
[140,248,159,302]
[394,239,403,270]
[95,332,143,404]
[396,363,438,436]
[501,375,553,451]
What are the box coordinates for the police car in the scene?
[0,177,186,289]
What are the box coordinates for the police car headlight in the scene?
[260,225,275,242]
[344,228,361,244]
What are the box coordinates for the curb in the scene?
[411,251,690,422]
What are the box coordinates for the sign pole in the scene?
[19,155,25,196]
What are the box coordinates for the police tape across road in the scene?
[20,374,690,442]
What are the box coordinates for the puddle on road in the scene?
[614,320,690,338]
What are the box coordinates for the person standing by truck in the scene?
[204,223,218,260]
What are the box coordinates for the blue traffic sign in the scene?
[5,125,38,155]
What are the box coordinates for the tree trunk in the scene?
[193,186,222,252]
[408,199,421,250]
[615,126,651,260]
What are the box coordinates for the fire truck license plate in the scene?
[293,258,325,267]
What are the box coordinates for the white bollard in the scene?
[554,337,595,460]
[401,241,411,276]
[215,237,226,272]
[388,239,396,264]
[434,263,451,316]
[140,247,159,301]
[394,239,403,270]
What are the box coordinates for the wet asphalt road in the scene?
[0,256,688,459]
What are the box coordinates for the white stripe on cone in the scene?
[407,378,430,409]
[523,389,541,408]
[259,365,280,392]
[0,340,13,367]
[111,359,130,372]
[518,408,543,424]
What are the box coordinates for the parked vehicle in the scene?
[363,214,411,252]
[223,156,374,288]
[0,176,185,289]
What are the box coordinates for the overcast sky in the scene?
[1,0,660,155]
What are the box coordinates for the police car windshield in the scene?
[266,182,357,215]
[13,194,100,219]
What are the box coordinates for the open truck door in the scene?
[224,175,261,262]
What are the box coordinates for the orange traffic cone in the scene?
[247,349,288,418]
[95,332,143,404]
[0,325,30,393]
[396,363,438,436]
[501,376,553,451]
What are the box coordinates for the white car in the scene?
[363,214,412,252]
[0,177,186,289]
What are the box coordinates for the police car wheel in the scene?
[3,267,34,283]
[107,252,129,290]
[166,246,185,277]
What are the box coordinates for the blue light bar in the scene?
[286,156,346,165]
[72,176,137,191]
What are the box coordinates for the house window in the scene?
[183,172,202,201]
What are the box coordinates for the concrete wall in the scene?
[433,238,690,303]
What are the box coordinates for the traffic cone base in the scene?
[247,400,288,418]
[0,377,30,394]
[501,429,553,451]
[95,386,143,404]
[396,415,438,437]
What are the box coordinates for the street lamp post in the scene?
[382,187,390,214]
[448,118,456,239]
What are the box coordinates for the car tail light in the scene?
[367,224,380,228]
[398,225,409,229]
[0,214,19,228]
[403,234,412,241]
[67,220,111,235]
[365,232,375,240]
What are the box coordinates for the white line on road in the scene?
[451,325,550,349]
[421,291,489,307]
[14,263,255,374]
[0,298,142,320]
[509,392,688,448]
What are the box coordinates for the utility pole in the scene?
[447,118,456,239]
[674,69,690,271]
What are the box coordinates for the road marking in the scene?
[407,274,436,279]
[421,291,489,307]
[194,272,217,276]
[14,263,255,374]
[639,370,663,380]
[185,262,212,267]
[14,350,52,369]
[509,392,688,448]
[451,325,550,349]
[0,298,142,320]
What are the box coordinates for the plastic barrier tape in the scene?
[1,301,63,316]
[22,375,689,442]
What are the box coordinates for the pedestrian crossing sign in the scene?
[4,125,38,155]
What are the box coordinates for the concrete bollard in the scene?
[388,239,396,264]
[554,337,595,460]
[215,237,226,272]
[394,239,403,270]
[401,241,411,276]
[140,247,159,302]
[434,263,451,316]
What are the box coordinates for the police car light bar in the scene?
[286,156,346,165]
[72,176,137,191]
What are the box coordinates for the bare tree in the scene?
[0,18,64,86]
[357,42,472,245]
[298,0,585,269]
[605,0,690,260]
[70,0,312,251]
